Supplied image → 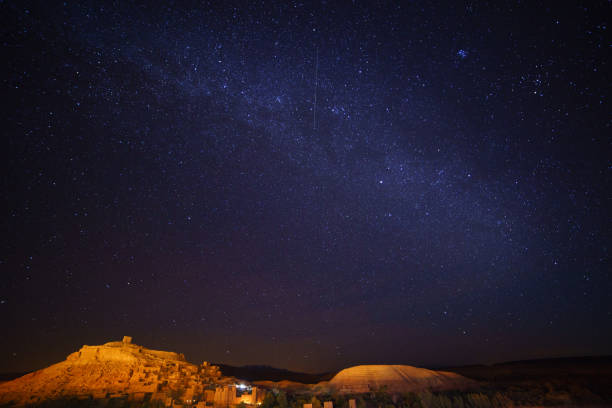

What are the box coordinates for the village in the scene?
[71,336,269,407]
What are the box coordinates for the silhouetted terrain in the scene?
[441,355,612,380]
[438,356,612,406]
[214,364,336,383]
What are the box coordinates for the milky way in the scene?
[3,1,610,373]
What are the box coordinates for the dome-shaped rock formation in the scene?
[328,364,474,393]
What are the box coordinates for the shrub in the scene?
[465,393,490,408]
[451,395,465,408]
[401,392,422,408]
[262,392,277,408]
[311,395,323,408]
[491,392,513,408]
[277,391,289,408]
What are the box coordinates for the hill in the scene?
[0,337,229,406]
[326,364,475,394]
[215,364,335,384]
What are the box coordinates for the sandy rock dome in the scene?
[328,364,474,393]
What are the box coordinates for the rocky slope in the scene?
[0,337,227,406]
[327,364,475,393]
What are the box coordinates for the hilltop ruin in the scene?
[0,337,265,407]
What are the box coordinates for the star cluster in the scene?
[2,1,610,373]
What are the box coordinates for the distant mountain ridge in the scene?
[214,364,335,383]
[443,355,612,367]
[439,355,612,381]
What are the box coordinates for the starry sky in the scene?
[2,1,610,374]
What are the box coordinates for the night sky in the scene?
[2,1,611,374]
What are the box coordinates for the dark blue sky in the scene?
[2,0,610,373]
